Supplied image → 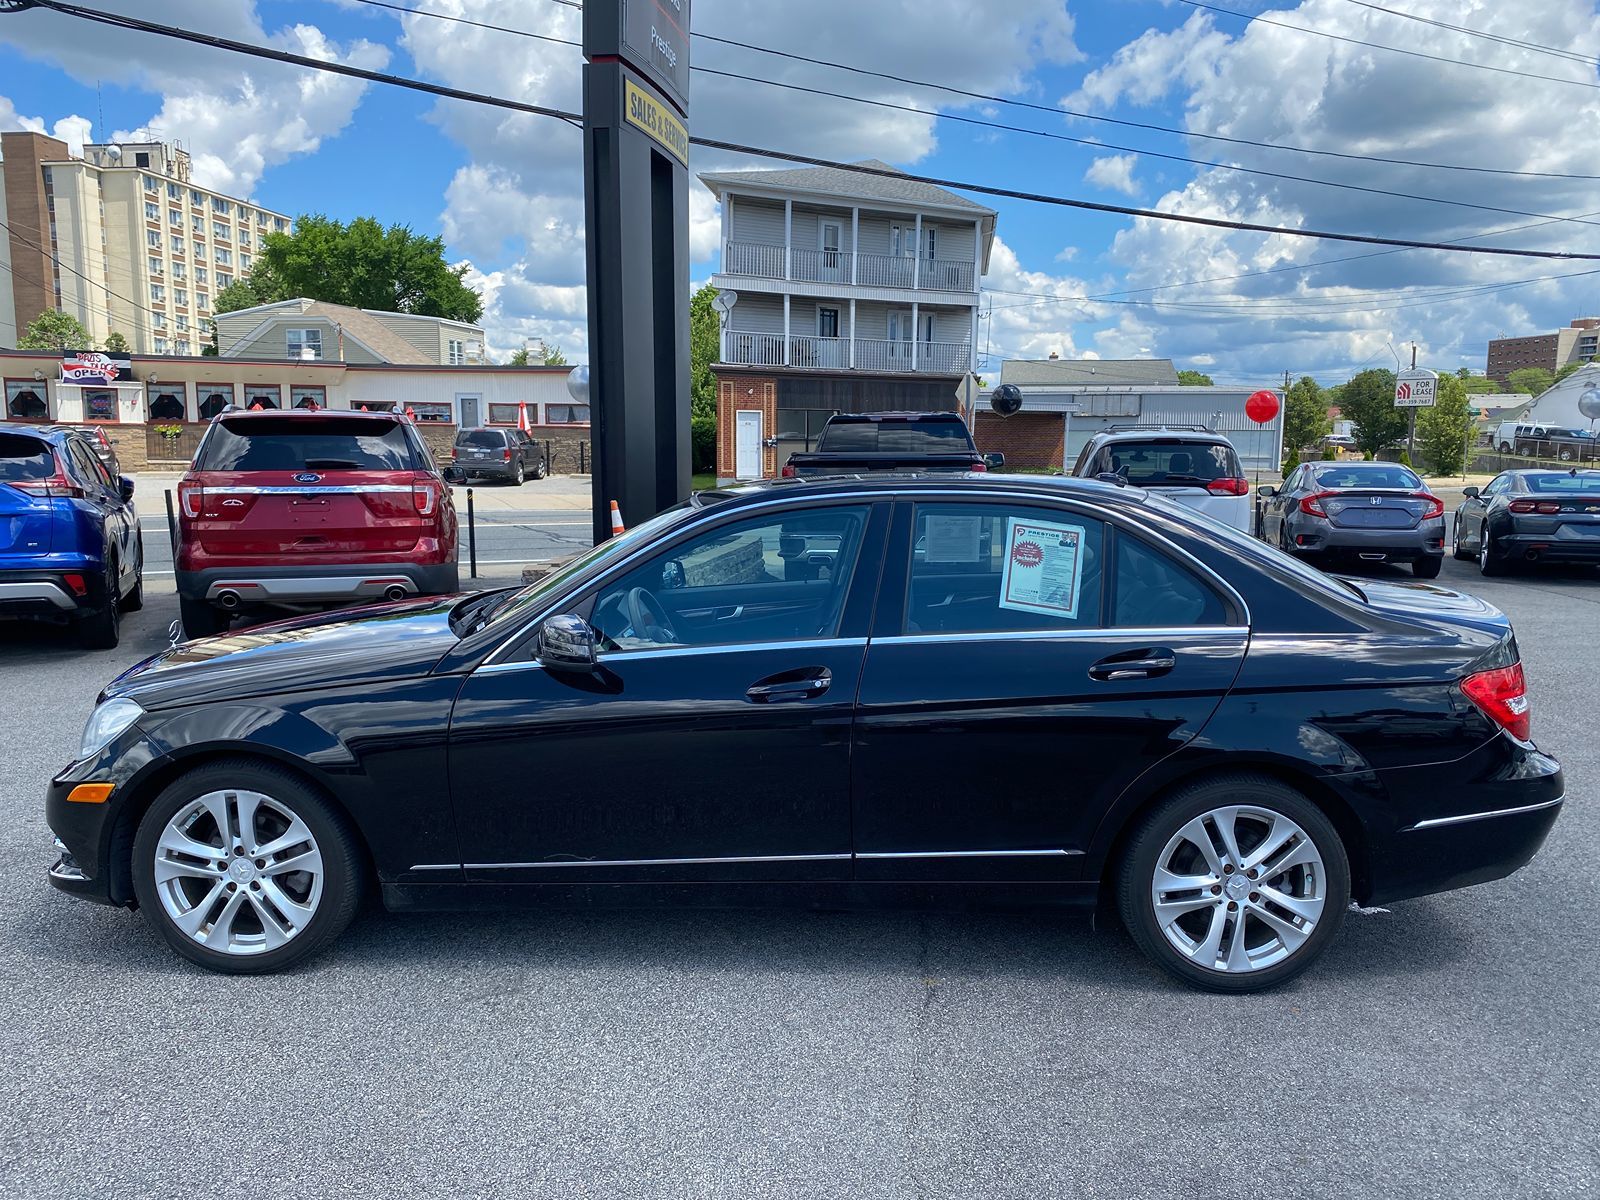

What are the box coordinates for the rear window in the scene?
[819,419,972,454]
[1311,465,1421,490]
[1104,440,1239,485]
[1525,472,1600,493]
[196,416,420,472]
[0,433,55,482]
[455,430,508,449]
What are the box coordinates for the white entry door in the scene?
[457,394,483,428]
[735,409,764,480]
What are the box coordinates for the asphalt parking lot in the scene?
[2,515,1597,1198]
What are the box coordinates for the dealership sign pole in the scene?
[1394,364,1438,464]
[580,0,693,545]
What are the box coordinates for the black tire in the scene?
[1116,774,1350,993]
[1412,555,1442,579]
[179,596,228,639]
[1499,441,1512,453]
[511,459,525,485]
[76,563,121,649]
[1478,522,1507,577]
[535,456,548,480]
[130,758,366,974]
[119,534,145,612]
[1452,515,1473,561]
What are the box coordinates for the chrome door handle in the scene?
[1088,650,1177,682]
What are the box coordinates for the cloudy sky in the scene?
[3,0,1600,386]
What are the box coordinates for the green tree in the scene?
[1416,372,1473,476]
[1456,367,1498,395]
[1176,369,1214,386]
[1283,375,1330,451]
[1507,367,1555,397]
[689,285,721,473]
[214,275,276,316]
[1339,368,1405,457]
[227,215,482,322]
[18,309,93,350]
[103,331,130,353]
[508,343,568,367]
[1555,360,1588,384]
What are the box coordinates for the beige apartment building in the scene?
[0,131,291,355]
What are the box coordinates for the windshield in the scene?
[1311,464,1422,490]
[1106,440,1239,485]
[1525,472,1600,493]
[197,416,420,471]
[819,420,971,453]
[474,501,704,634]
[1142,490,1366,602]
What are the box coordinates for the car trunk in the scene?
[1511,492,1600,543]
[1319,490,1433,531]
[189,469,432,559]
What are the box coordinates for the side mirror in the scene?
[660,559,686,589]
[982,452,1006,471]
[1257,485,1278,498]
[536,614,598,673]
[1462,486,1480,499]
[441,465,467,485]
[118,475,135,502]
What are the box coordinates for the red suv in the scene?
[176,409,461,637]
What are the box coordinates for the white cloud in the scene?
[1084,153,1140,197]
[0,2,386,196]
[0,94,92,153]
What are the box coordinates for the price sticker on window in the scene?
[999,517,1087,619]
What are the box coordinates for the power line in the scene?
[350,0,1600,185]
[0,212,170,327]
[1173,0,1600,92]
[1337,0,1600,69]
[19,0,1600,263]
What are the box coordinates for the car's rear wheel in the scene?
[179,596,228,639]
[119,535,145,612]
[512,459,525,485]
[1479,523,1507,576]
[76,562,121,649]
[1499,441,1513,453]
[1412,555,1442,578]
[131,760,365,974]
[1117,775,1349,992]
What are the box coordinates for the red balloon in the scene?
[1245,389,1281,423]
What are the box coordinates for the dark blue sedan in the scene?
[0,425,143,648]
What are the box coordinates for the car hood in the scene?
[1339,575,1510,636]
[104,595,469,709]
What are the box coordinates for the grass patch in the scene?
[691,472,718,492]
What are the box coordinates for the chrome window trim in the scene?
[198,485,417,495]
[475,636,869,676]
[876,626,1248,647]
[857,849,1084,859]
[461,853,853,871]
[483,486,1251,666]
[1405,794,1563,831]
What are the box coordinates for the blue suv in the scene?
[0,426,143,648]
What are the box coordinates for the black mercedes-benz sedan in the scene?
[1452,468,1600,574]
[47,476,1563,991]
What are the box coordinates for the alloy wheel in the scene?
[152,788,325,956]
[1149,805,1328,974]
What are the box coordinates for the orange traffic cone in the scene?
[609,500,626,537]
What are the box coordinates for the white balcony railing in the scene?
[725,334,971,374]
[722,242,977,293]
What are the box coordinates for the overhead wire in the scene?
[1335,0,1600,69]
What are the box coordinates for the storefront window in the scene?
[147,385,186,421]
[544,404,589,425]
[198,387,233,419]
[352,401,398,413]
[245,390,280,410]
[291,386,326,410]
[407,403,454,423]
[83,390,118,422]
[488,403,524,425]
[5,381,49,420]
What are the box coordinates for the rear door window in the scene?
[822,421,969,453]
[456,430,508,450]
[1106,440,1239,485]
[1112,533,1229,627]
[195,416,420,471]
[0,433,55,482]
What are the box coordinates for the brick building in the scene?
[1486,318,1600,384]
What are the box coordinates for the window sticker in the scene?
[999,517,1086,619]
[923,514,984,563]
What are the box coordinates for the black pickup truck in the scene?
[781,412,1002,478]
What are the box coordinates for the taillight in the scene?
[450,447,458,460]
[971,460,987,472]
[412,481,437,516]
[503,447,513,462]
[1206,477,1250,496]
[1415,493,1445,519]
[781,463,796,478]
[62,573,88,597]
[1461,662,1531,742]
[12,475,86,499]
[1509,499,1560,515]
[178,480,203,518]
[1299,491,1333,517]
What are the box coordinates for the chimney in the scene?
[1048,351,1060,360]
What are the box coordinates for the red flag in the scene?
[404,406,416,421]
[518,402,532,434]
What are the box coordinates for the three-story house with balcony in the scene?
[700,159,996,480]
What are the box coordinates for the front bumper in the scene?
[45,723,166,908]
[176,561,459,603]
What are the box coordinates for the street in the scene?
[1,519,1596,1198]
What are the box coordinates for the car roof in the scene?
[696,472,1149,510]
[216,407,401,421]
[1089,427,1229,443]
[826,411,964,423]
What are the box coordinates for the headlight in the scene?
[79,697,143,761]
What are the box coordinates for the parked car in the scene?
[1070,425,1252,531]
[50,475,1561,991]
[59,424,122,477]
[0,426,143,648]
[1452,468,1600,574]
[1494,422,1596,460]
[452,427,548,485]
[174,409,463,638]
[1257,460,1446,578]
[781,411,1001,478]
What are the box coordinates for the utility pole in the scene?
[1408,343,1418,464]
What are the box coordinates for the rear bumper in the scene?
[0,567,106,619]
[176,561,460,603]
[1493,532,1600,563]
[460,461,516,480]
[1290,518,1445,560]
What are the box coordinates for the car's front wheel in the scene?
[131,760,365,974]
[1117,775,1349,992]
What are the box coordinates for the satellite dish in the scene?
[712,291,738,314]
[104,145,122,162]
[566,364,590,405]
[1579,387,1600,421]
[991,383,1023,417]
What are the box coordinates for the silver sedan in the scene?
[1258,461,1446,578]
